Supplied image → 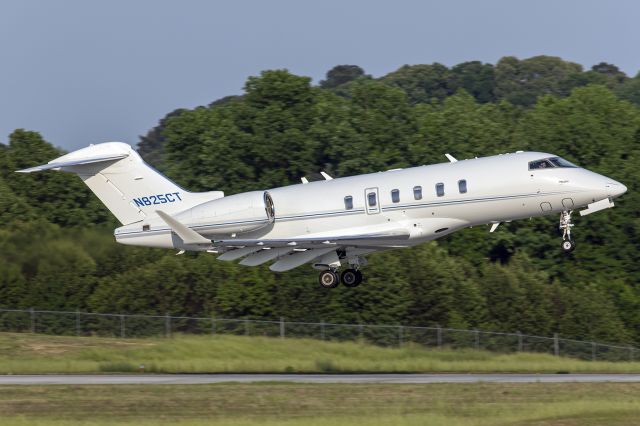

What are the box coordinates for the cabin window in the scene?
[142,224,150,231]
[458,179,467,194]
[368,192,377,207]
[391,189,400,203]
[413,186,422,200]
[436,183,445,197]
[344,196,353,210]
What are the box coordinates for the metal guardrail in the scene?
[0,308,636,362]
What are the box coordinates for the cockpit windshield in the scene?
[548,157,578,168]
[529,157,578,170]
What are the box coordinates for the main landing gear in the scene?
[318,268,363,289]
[559,210,576,253]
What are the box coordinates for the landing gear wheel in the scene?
[319,270,340,288]
[561,239,576,253]
[341,269,363,288]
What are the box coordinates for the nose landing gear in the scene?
[559,210,576,253]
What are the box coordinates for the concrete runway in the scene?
[1,374,640,385]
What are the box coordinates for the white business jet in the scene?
[18,142,627,288]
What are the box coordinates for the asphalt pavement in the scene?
[1,373,640,385]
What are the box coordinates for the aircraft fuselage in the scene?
[113,151,626,250]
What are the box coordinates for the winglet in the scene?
[445,153,458,163]
[156,211,211,245]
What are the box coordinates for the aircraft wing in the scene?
[157,210,410,271]
[213,229,410,248]
[213,229,410,271]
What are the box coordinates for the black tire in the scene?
[341,269,363,288]
[319,270,340,288]
[561,240,576,253]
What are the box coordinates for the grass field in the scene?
[1,332,640,374]
[0,382,639,425]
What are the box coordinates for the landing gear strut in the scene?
[559,210,576,253]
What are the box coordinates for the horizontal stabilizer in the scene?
[16,153,129,173]
[156,210,211,245]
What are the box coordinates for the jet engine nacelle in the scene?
[176,191,275,236]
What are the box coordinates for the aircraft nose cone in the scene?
[606,181,627,198]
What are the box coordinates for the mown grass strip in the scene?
[1,332,639,374]
[0,383,639,425]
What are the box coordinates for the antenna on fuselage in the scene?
[445,153,458,163]
[320,171,333,180]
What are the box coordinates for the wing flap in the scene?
[239,247,293,266]
[217,246,263,261]
[269,247,337,272]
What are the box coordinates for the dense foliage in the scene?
[2,56,640,345]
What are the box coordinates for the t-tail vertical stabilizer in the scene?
[17,142,224,225]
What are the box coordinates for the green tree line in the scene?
[2,55,640,345]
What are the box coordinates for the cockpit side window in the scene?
[528,159,554,170]
[529,157,578,170]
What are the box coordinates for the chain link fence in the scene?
[0,308,636,362]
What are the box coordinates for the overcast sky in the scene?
[1,0,639,151]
